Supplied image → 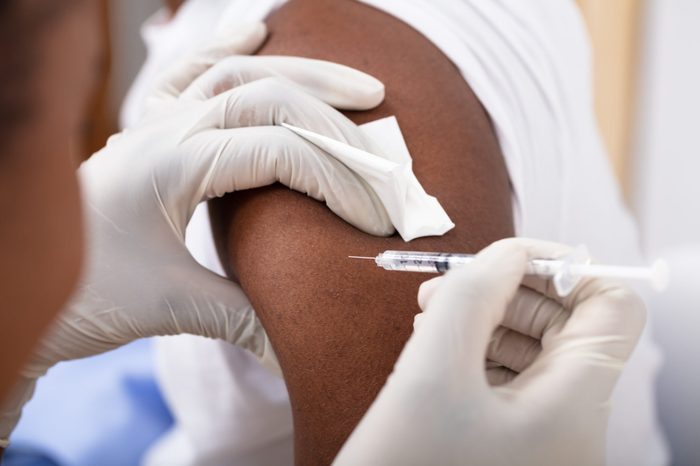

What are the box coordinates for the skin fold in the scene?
[209,0,514,464]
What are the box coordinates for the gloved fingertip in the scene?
[346,74,385,110]
[246,21,269,42]
[214,21,268,54]
[362,75,385,105]
[412,312,424,330]
[424,239,527,324]
[309,59,385,109]
[471,238,528,282]
[417,277,443,310]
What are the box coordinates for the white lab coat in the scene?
[123,1,669,465]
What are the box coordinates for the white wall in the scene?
[633,0,700,255]
[108,0,161,117]
[632,2,700,463]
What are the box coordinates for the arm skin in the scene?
[210,1,514,464]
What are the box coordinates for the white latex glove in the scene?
[0,22,393,446]
[335,238,646,466]
[147,23,384,111]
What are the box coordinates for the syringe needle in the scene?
[348,256,376,260]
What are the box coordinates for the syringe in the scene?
[349,248,669,297]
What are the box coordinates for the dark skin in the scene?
[0,0,99,460]
[0,0,98,403]
[209,1,514,464]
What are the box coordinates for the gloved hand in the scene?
[147,22,384,111]
[0,22,393,446]
[335,238,646,466]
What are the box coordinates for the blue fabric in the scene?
[3,447,60,466]
[8,339,173,466]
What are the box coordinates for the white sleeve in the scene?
[356,2,669,463]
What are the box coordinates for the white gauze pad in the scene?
[282,116,454,241]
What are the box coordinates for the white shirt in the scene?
[123,1,668,465]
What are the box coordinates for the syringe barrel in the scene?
[366,249,665,296]
[376,251,474,273]
[375,251,567,276]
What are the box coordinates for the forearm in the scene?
[0,141,83,403]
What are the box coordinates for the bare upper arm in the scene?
[210,1,513,464]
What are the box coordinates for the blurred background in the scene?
[17,0,700,464]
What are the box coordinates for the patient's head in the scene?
[0,0,100,321]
